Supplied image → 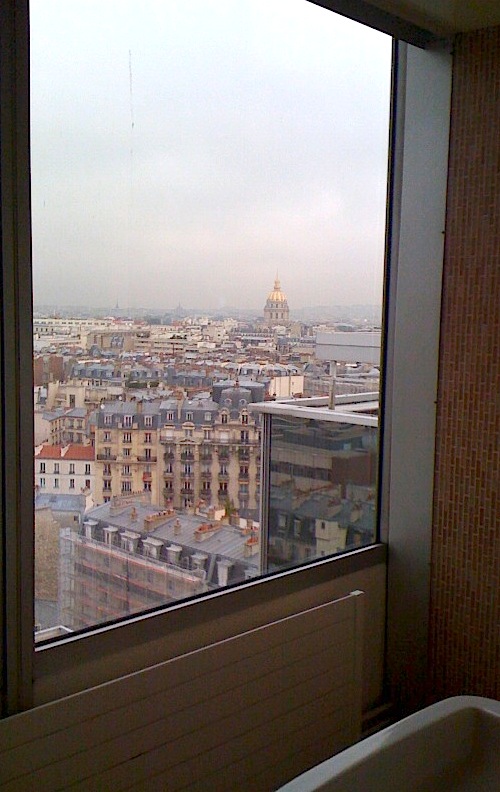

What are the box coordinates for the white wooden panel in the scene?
[0,591,363,792]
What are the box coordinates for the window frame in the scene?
[0,0,451,716]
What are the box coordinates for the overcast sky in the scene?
[30,0,391,311]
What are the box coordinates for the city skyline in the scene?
[30,0,391,310]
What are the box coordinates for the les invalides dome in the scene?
[263,276,290,326]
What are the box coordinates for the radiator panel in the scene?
[0,590,363,791]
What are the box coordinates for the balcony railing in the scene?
[97,454,117,461]
[137,455,157,463]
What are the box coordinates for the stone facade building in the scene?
[93,384,261,518]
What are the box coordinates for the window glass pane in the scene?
[267,410,378,570]
[31,0,390,639]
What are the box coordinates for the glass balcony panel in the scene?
[265,403,378,572]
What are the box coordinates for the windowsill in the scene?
[34,543,386,703]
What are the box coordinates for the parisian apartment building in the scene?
[34,443,94,499]
[93,382,262,518]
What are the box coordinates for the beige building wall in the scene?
[34,507,61,602]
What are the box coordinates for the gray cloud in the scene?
[30,0,391,310]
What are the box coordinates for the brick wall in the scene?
[429,26,500,699]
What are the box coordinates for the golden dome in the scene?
[267,277,287,303]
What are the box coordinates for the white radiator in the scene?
[0,590,364,791]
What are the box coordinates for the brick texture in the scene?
[429,26,500,699]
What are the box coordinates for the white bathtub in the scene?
[279,696,500,792]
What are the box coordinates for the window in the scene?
[104,414,112,426]
[122,465,131,476]
[221,413,228,425]
[39,462,45,473]
[144,416,153,427]
[103,432,111,442]
[85,464,91,475]
[85,479,90,489]
[144,432,152,444]
[53,463,59,474]
[186,412,193,422]
[15,0,448,712]
[123,432,132,444]
[144,448,151,459]
[123,416,133,428]
[69,479,75,489]
[39,477,45,488]
[69,463,75,474]
[54,478,59,489]
[123,448,131,457]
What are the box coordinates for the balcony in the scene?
[137,455,157,463]
[163,470,174,479]
[218,449,230,461]
[252,394,379,573]
[200,470,211,480]
[238,472,249,481]
[97,453,117,461]
[163,450,175,460]
[218,472,229,482]
[180,451,195,462]
[181,486,194,496]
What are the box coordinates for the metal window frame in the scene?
[1,0,451,715]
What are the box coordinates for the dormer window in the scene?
[123,415,133,428]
